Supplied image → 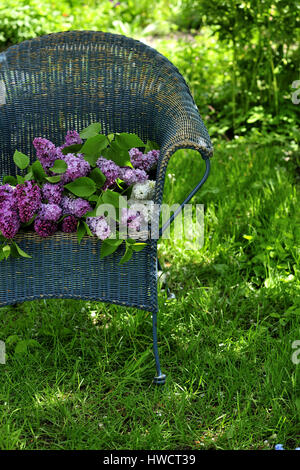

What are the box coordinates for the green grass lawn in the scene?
[0,137,299,450]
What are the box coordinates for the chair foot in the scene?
[152,311,166,385]
[153,373,167,385]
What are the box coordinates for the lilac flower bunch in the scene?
[60,153,91,184]
[0,125,158,264]
[42,182,64,205]
[34,218,58,237]
[61,196,92,218]
[0,184,17,212]
[0,185,20,238]
[16,181,42,223]
[129,148,160,172]
[61,215,78,233]
[121,208,143,232]
[38,203,62,222]
[119,167,148,185]
[0,211,20,239]
[33,138,59,172]
[60,130,83,149]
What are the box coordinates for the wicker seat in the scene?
[0,31,213,384]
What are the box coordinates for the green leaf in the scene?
[88,195,100,203]
[144,139,160,153]
[65,177,96,197]
[96,195,104,208]
[14,339,40,355]
[0,249,6,262]
[31,161,47,181]
[119,245,133,265]
[115,133,145,150]
[102,144,131,167]
[14,340,28,355]
[81,134,109,166]
[24,170,33,181]
[16,175,25,184]
[105,232,123,245]
[79,123,102,139]
[77,220,86,244]
[13,242,31,258]
[100,239,123,259]
[107,133,115,142]
[85,208,98,217]
[89,167,106,188]
[45,175,61,183]
[61,143,83,155]
[13,150,30,170]
[101,189,127,209]
[243,234,253,240]
[9,243,19,258]
[50,159,68,174]
[131,242,147,252]
[3,175,17,186]
[26,339,41,348]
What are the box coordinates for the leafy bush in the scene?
[0,0,70,46]
[171,0,300,138]
[0,0,176,49]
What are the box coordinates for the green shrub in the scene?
[0,0,71,46]
[171,0,300,137]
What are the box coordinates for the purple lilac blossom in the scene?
[121,208,143,232]
[60,130,83,149]
[0,184,17,212]
[129,148,160,172]
[38,203,62,222]
[42,182,64,205]
[73,198,92,218]
[16,181,42,223]
[96,157,121,190]
[33,137,61,172]
[147,149,160,164]
[61,215,78,233]
[61,196,74,215]
[119,167,148,185]
[86,216,111,240]
[61,196,92,217]
[0,210,20,239]
[34,217,58,237]
[60,153,91,184]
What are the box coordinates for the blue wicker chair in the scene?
[0,31,213,384]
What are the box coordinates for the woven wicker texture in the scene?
[0,31,213,311]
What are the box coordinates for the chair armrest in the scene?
[154,96,213,206]
[152,95,213,239]
[158,158,210,237]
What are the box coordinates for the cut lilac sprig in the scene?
[16,181,42,223]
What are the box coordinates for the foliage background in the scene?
[0,0,299,451]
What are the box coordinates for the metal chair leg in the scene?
[152,311,166,385]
